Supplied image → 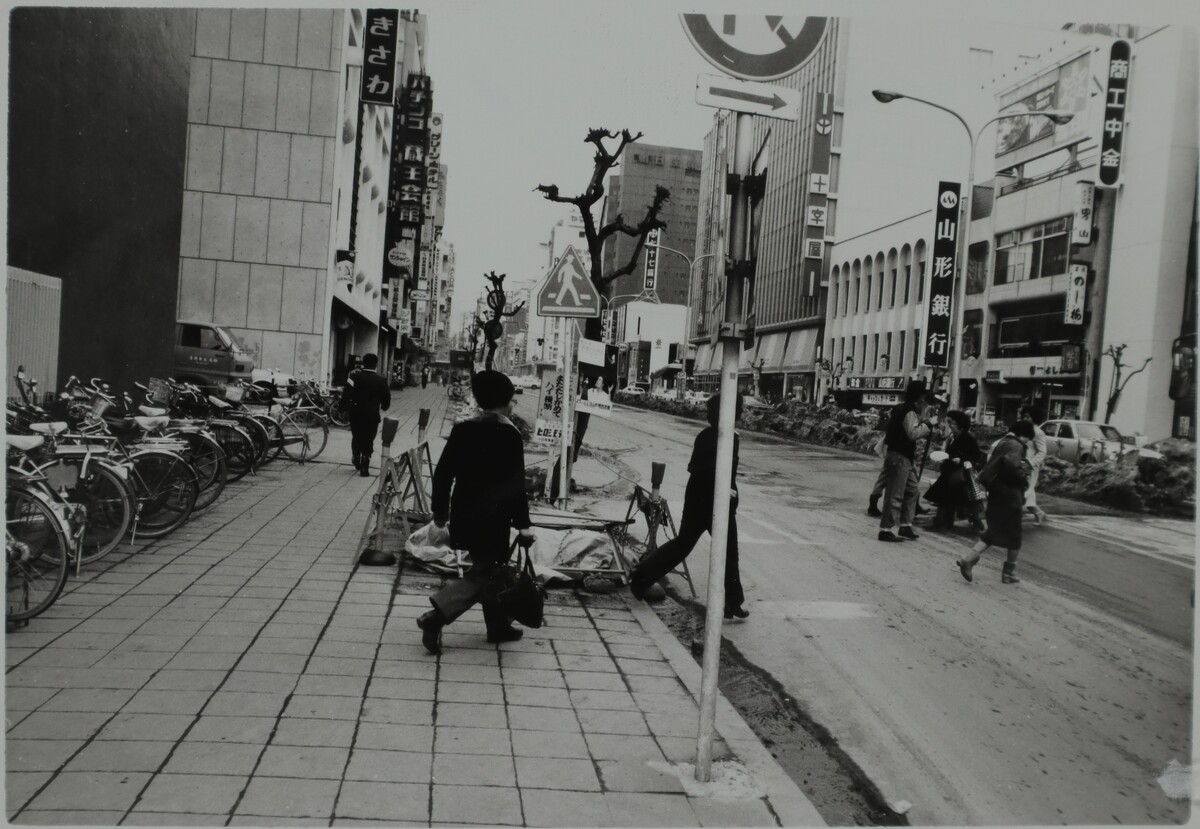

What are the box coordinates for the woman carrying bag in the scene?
[924,410,986,533]
[955,420,1035,585]
[417,371,534,655]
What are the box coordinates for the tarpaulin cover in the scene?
[404,521,613,582]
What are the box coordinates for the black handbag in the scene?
[494,540,545,629]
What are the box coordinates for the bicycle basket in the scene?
[90,397,113,419]
[224,384,244,403]
[148,378,173,405]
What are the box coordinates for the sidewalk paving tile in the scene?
[283,694,363,720]
[184,715,277,744]
[506,704,580,733]
[514,756,602,791]
[605,792,700,828]
[63,740,176,773]
[7,711,110,742]
[334,780,429,822]
[431,783,523,826]
[6,739,88,772]
[520,789,614,827]
[354,722,433,753]
[121,812,230,825]
[160,741,262,775]
[510,728,591,759]
[235,775,341,819]
[24,770,153,812]
[435,701,507,729]
[344,748,431,783]
[256,744,351,778]
[19,810,128,825]
[433,752,517,786]
[133,771,247,813]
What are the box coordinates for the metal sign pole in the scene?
[695,110,754,783]
[558,324,574,509]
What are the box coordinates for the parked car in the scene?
[617,385,646,398]
[990,419,1166,464]
[683,390,710,405]
[741,395,771,410]
[507,374,539,390]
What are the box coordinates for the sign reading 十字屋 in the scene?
[922,182,961,368]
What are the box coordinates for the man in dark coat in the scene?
[417,370,534,654]
[345,353,391,476]
[878,379,937,542]
[629,393,747,619]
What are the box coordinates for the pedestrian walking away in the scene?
[417,370,534,654]
[345,353,391,477]
[956,420,1035,584]
[629,393,748,620]
[878,379,937,542]
[1021,405,1049,525]
[923,409,987,533]
[867,433,887,517]
[421,364,430,389]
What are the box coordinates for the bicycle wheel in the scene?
[233,414,270,466]
[280,409,329,462]
[177,431,227,511]
[326,397,351,428]
[127,450,198,539]
[210,422,256,482]
[252,414,284,464]
[7,486,70,623]
[39,460,132,566]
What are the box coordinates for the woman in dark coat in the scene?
[924,410,986,532]
[956,420,1035,584]
[417,371,534,654]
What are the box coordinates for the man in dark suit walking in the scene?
[345,353,391,476]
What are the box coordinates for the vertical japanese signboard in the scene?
[803,92,834,295]
[1098,40,1130,188]
[360,10,400,105]
[1065,264,1087,324]
[644,229,661,292]
[1072,181,1094,246]
[922,182,960,367]
[534,370,564,445]
[383,73,432,285]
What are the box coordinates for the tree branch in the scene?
[1116,357,1153,393]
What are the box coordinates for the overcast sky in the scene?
[426,1,1192,323]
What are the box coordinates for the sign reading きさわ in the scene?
[537,246,599,318]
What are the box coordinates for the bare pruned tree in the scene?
[1103,343,1152,424]
[479,271,526,371]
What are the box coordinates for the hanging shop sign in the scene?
[802,92,835,295]
[382,74,432,284]
[862,393,901,406]
[1065,263,1087,324]
[335,250,355,293]
[922,181,961,368]
[360,10,400,106]
[1061,343,1084,374]
[1098,40,1131,188]
[644,229,661,292]
[846,375,907,391]
[534,370,565,445]
[1072,181,1094,246]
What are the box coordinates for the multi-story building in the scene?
[826,22,1197,442]
[600,144,703,308]
[691,20,846,400]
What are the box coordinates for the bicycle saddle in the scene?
[133,415,170,431]
[28,422,68,435]
[6,435,44,451]
[273,397,293,406]
[208,396,232,409]
[139,405,169,417]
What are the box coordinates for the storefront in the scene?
[979,368,1083,425]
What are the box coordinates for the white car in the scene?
[684,390,710,404]
[989,420,1165,464]
[618,386,646,397]
[507,375,539,390]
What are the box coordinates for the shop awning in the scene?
[755,332,788,372]
[651,363,684,379]
[694,343,716,374]
[779,327,820,372]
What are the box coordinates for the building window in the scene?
[872,333,879,371]
[962,309,984,359]
[877,270,884,311]
[989,296,1073,358]
[860,334,867,372]
[855,277,861,313]
[884,332,892,370]
[993,217,1072,285]
[889,268,898,307]
[912,328,920,369]
[898,330,906,371]
[865,273,872,313]
[903,265,911,305]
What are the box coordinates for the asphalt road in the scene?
[522,396,1195,825]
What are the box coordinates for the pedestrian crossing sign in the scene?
[536,246,600,318]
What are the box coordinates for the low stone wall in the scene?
[614,394,1195,519]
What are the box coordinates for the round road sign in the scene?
[681,15,829,81]
[484,320,503,341]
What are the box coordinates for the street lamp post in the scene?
[871,90,1073,409]
[647,243,719,398]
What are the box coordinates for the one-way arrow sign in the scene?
[695,73,800,121]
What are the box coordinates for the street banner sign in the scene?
[360,10,400,105]
[922,181,961,368]
[576,388,613,418]
[681,15,829,81]
[577,338,607,367]
[644,229,661,290]
[536,246,599,318]
[534,370,565,445]
[1065,264,1087,324]
[1098,40,1131,188]
[695,74,800,120]
[408,289,430,301]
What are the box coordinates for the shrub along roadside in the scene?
[613,393,1195,519]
